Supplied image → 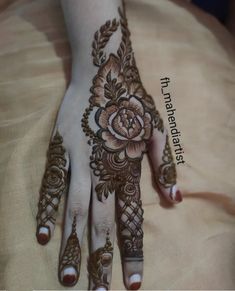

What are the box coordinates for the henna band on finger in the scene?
[117,196,144,261]
[36,131,67,242]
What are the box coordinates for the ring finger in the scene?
[58,147,91,286]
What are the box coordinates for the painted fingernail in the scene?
[96,287,107,291]
[37,227,49,245]
[129,274,141,290]
[62,266,77,285]
[171,185,183,203]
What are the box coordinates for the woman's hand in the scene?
[35,1,182,290]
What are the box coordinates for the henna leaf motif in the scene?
[104,71,126,100]
[95,179,116,201]
[92,19,119,67]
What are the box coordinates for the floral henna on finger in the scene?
[36,131,68,244]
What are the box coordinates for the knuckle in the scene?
[93,219,114,235]
[69,201,88,218]
[69,180,90,196]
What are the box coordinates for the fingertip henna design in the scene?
[88,232,113,290]
[59,215,81,287]
[158,135,177,196]
[36,130,67,244]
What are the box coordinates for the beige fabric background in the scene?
[0,0,235,290]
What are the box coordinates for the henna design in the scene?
[117,195,144,260]
[88,232,113,290]
[36,131,67,240]
[81,6,168,261]
[81,8,163,201]
[59,215,81,286]
[158,135,177,194]
[92,19,119,67]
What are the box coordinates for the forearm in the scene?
[61,0,123,86]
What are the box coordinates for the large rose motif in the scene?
[43,164,66,196]
[96,95,153,159]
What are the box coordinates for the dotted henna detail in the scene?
[36,130,67,241]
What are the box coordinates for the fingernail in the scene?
[129,274,141,290]
[96,287,107,291]
[62,266,77,285]
[37,227,49,245]
[171,185,183,203]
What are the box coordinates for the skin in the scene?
[35,1,183,290]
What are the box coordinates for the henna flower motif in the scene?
[43,163,66,195]
[96,95,153,159]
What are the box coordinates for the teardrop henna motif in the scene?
[36,130,67,243]
[59,215,81,286]
[88,232,113,290]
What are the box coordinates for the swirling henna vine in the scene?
[59,215,81,286]
[36,131,67,243]
[88,232,113,290]
[81,6,164,261]
[158,135,177,195]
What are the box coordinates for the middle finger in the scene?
[88,174,116,291]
